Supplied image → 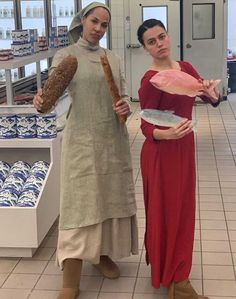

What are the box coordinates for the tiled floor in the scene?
[1,94,236,299]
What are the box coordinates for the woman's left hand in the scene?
[113,99,131,116]
[201,79,220,102]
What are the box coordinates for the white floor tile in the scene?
[1,99,236,297]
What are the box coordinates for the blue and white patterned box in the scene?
[16,114,37,138]
[36,113,57,139]
[17,189,39,207]
[0,114,17,138]
[0,161,11,180]
[0,177,4,188]
[2,174,25,195]
[10,161,31,181]
[0,189,18,207]
[31,161,49,179]
[22,174,44,193]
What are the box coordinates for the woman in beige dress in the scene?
[33,2,138,299]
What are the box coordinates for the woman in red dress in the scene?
[137,19,221,299]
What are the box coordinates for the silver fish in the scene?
[140,109,197,130]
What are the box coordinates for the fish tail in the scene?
[212,79,221,88]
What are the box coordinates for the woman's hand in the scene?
[33,89,44,111]
[153,119,193,140]
[200,79,220,102]
[113,99,131,117]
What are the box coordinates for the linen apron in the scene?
[50,39,137,231]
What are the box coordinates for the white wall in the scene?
[109,0,132,93]
[110,0,126,62]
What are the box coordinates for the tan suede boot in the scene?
[167,282,174,299]
[173,279,209,299]
[93,255,120,279]
[57,259,82,299]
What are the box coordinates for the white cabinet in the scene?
[0,106,61,257]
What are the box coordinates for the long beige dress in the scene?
[50,38,138,267]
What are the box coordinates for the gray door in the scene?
[126,0,181,100]
[182,0,227,95]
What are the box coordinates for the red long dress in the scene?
[139,61,218,289]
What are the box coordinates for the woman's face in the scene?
[142,25,171,59]
[81,7,110,45]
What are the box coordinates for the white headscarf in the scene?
[68,2,111,44]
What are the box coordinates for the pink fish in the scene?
[150,69,221,99]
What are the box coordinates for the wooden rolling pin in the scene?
[38,55,78,113]
[100,55,127,123]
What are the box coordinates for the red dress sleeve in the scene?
[181,61,220,107]
[138,71,163,142]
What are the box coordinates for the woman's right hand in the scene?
[153,119,193,140]
[33,89,43,111]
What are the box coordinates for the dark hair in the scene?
[137,19,166,45]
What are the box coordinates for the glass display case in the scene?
[0,0,18,82]
[0,0,110,102]
[0,0,14,48]
[20,0,47,77]
[51,0,75,28]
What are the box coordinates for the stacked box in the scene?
[0,49,14,61]
[28,29,38,42]
[57,26,68,36]
[28,29,39,54]
[49,26,69,48]
[10,29,40,56]
[38,36,48,51]
[11,30,29,44]
[49,27,58,37]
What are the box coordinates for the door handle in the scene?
[126,44,141,49]
[186,43,192,48]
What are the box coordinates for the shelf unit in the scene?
[0,48,59,105]
[0,106,61,257]
[0,135,61,257]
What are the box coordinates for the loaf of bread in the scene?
[39,55,78,113]
[100,55,127,124]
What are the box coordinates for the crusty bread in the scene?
[39,55,78,113]
[100,55,127,124]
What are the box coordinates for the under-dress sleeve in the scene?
[49,48,69,76]
[138,72,162,141]
[182,61,221,107]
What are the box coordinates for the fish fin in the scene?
[196,91,204,97]
[207,79,221,99]
[213,79,221,88]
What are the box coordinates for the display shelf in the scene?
[0,137,59,148]
[0,103,61,257]
[0,48,58,70]
[0,17,15,20]
[56,16,73,18]
[0,48,60,105]
[22,17,44,19]
[0,134,61,257]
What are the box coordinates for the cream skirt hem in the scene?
[56,215,139,269]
